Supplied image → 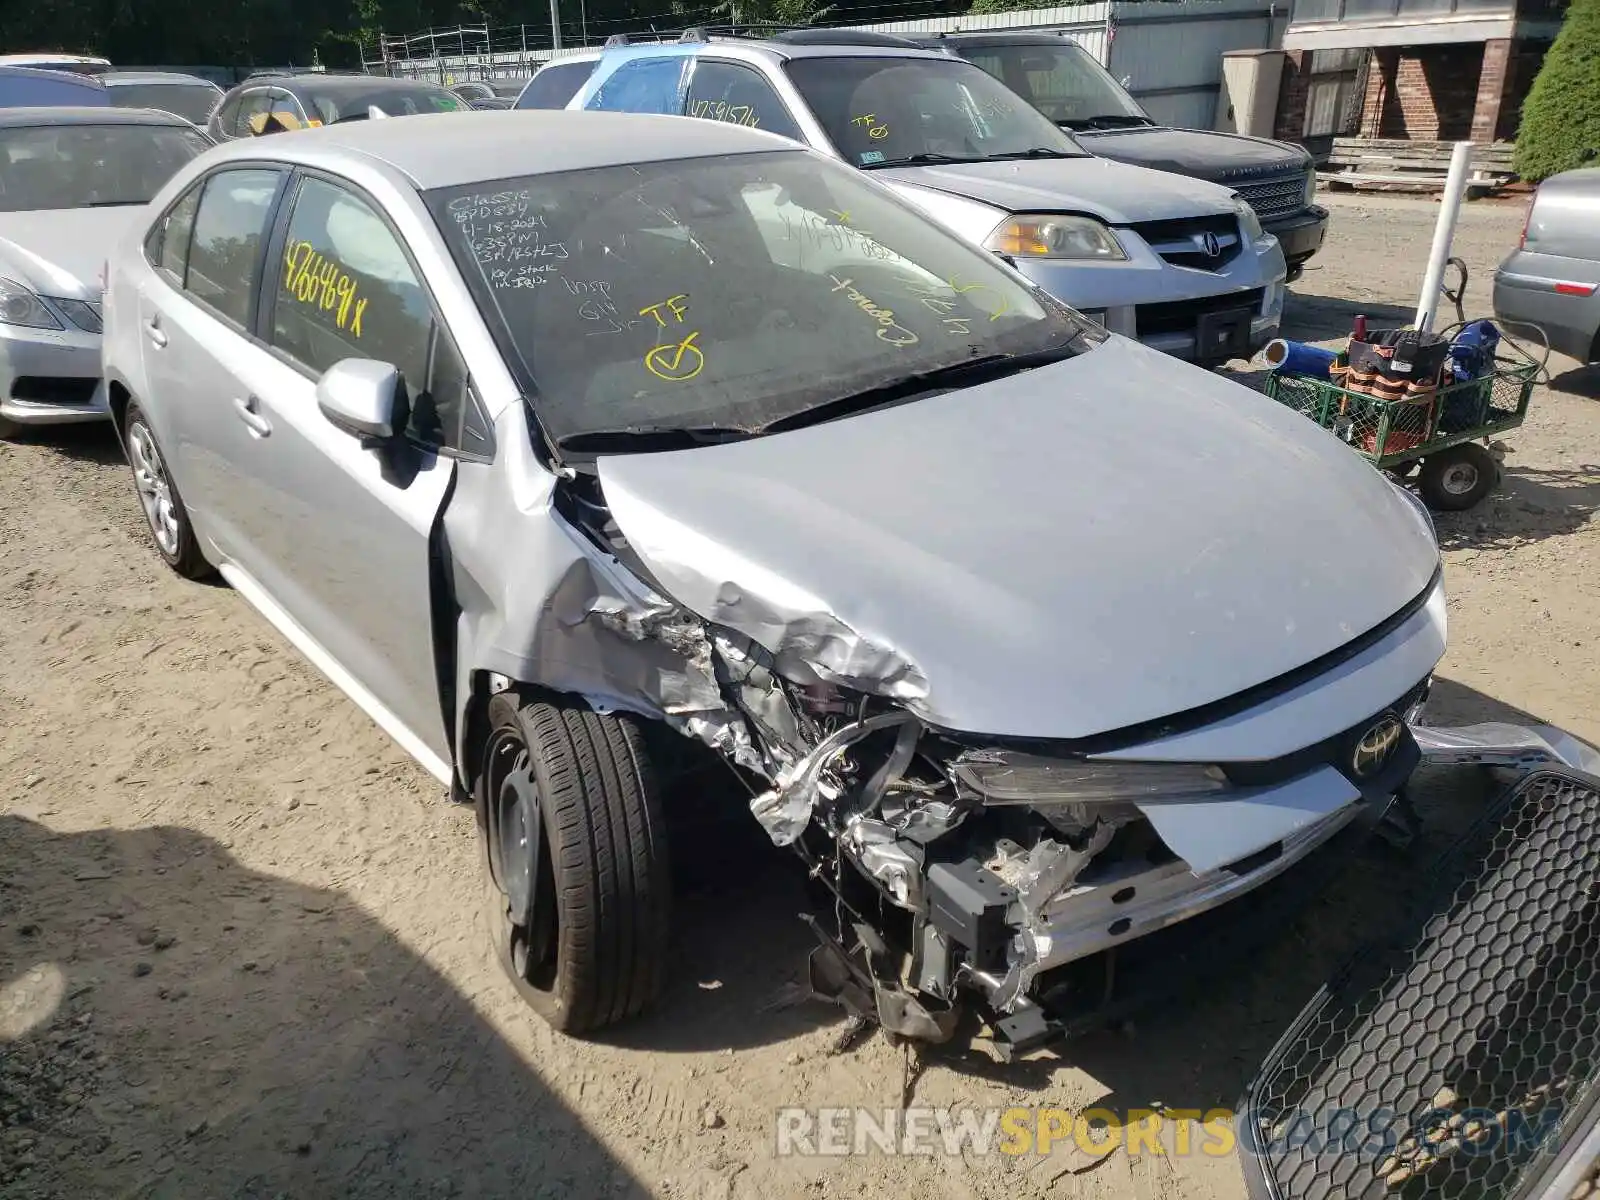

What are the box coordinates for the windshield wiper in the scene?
[1060,114,1157,131]
[556,424,756,453]
[984,147,1087,161]
[858,152,985,170]
[760,345,1081,436]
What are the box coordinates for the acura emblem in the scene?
[1201,231,1222,257]
[1351,714,1404,778]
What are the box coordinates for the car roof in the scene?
[0,104,192,128]
[101,70,221,87]
[204,109,804,189]
[589,37,951,65]
[911,31,1077,47]
[0,64,108,86]
[256,74,452,96]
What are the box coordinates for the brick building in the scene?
[1271,0,1567,145]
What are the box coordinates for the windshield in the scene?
[310,85,466,123]
[107,82,221,125]
[0,123,209,211]
[428,150,1101,448]
[952,42,1150,129]
[784,56,1086,168]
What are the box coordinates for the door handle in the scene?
[233,396,272,438]
[143,320,167,349]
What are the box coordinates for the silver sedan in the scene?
[0,106,209,438]
[1494,167,1600,366]
[101,110,1599,1049]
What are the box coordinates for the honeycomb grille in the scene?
[1236,172,1310,221]
[1239,769,1600,1200]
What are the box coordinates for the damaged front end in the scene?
[533,459,1600,1058]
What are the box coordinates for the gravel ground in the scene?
[2,191,1598,1200]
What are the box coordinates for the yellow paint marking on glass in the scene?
[645,332,704,381]
[639,293,704,380]
[827,274,918,346]
[946,276,1013,321]
[851,113,889,140]
[282,240,368,337]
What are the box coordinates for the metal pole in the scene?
[549,0,563,51]
[1414,140,1474,334]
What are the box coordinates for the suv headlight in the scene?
[951,749,1227,804]
[1302,169,1317,208]
[1233,198,1264,241]
[985,214,1127,261]
[0,277,62,330]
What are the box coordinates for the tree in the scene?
[1514,0,1600,181]
[967,0,1061,14]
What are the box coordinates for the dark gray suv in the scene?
[920,31,1328,281]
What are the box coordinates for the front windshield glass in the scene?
[0,123,209,211]
[311,85,466,123]
[954,42,1150,128]
[427,149,1102,448]
[784,56,1086,169]
[107,82,222,125]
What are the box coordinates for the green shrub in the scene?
[1514,0,1600,181]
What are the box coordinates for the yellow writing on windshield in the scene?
[639,292,705,381]
[827,274,918,346]
[282,240,367,337]
[688,99,761,127]
[851,113,889,140]
[947,275,1013,321]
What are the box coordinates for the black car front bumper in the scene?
[1265,205,1329,278]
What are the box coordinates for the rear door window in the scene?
[585,56,687,115]
[184,167,283,327]
[515,60,597,109]
[236,90,275,136]
[684,60,802,140]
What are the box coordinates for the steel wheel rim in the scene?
[1441,461,1480,496]
[485,728,558,989]
[127,421,180,556]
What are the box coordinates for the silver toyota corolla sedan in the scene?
[0,106,209,438]
[101,111,1600,1049]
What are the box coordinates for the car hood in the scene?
[1074,125,1309,183]
[874,155,1237,223]
[0,207,140,299]
[597,337,1440,742]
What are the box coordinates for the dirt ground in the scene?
[3,191,1598,1200]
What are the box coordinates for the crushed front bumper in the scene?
[935,718,1600,1057]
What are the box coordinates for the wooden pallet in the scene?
[1317,137,1518,193]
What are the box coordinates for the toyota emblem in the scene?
[1201,231,1222,258]
[1351,714,1404,778]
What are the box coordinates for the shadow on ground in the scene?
[1432,462,1600,551]
[1281,293,1416,345]
[1548,363,1600,399]
[0,818,641,1200]
[3,422,126,468]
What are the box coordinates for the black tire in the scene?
[122,401,212,579]
[1418,442,1499,511]
[479,692,671,1034]
[0,415,21,441]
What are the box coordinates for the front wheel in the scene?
[1418,442,1499,511]
[479,692,671,1034]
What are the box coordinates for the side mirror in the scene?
[317,358,402,443]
